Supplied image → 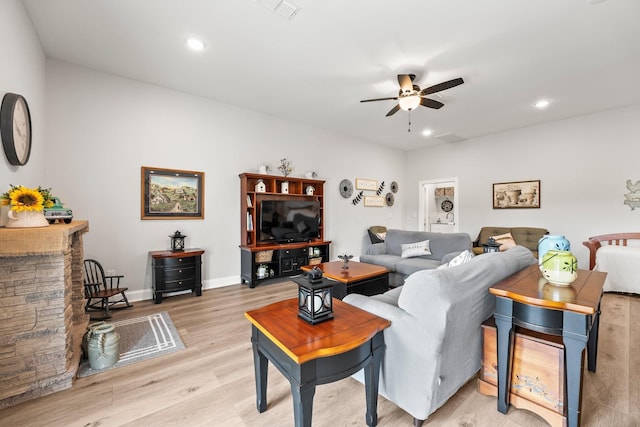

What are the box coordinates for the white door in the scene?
[418,178,458,233]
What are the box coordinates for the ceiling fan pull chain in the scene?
[408,110,412,132]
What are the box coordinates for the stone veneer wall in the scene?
[0,221,89,408]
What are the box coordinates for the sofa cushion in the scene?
[359,254,402,271]
[368,226,387,244]
[395,258,442,276]
[510,227,548,251]
[401,240,432,258]
[491,232,517,251]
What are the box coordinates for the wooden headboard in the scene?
[582,233,640,270]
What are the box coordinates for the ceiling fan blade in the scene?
[386,104,401,116]
[419,97,444,109]
[360,97,399,103]
[397,74,415,94]
[420,77,464,96]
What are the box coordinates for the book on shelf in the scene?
[247,212,253,231]
[246,195,252,207]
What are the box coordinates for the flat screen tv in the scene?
[259,200,320,243]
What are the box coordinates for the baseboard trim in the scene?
[126,275,242,302]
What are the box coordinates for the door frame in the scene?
[418,177,459,232]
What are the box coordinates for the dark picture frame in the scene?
[141,166,204,219]
[493,180,540,209]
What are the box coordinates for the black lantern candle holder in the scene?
[293,267,333,325]
[170,230,186,252]
[483,237,501,253]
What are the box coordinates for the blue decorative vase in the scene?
[538,235,570,266]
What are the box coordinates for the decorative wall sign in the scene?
[141,166,204,219]
[493,180,540,209]
[364,195,385,207]
[356,178,377,191]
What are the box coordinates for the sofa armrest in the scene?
[366,242,387,255]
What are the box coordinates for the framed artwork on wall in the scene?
[493,180,540,209]
[141,166,204,219]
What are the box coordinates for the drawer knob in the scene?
[179,269,183,273]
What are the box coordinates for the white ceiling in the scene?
[22,0,640,151]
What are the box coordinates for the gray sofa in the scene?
[344,245,537,425]
[360,228,473,287]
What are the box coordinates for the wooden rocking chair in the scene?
[83,259,132,319]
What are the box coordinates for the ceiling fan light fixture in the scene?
[399,94,421,111]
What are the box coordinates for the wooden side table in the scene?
[149,248,204,304]
[245,298,390,427]
[488,264,606,427]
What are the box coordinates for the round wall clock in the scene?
[441,199,454,212]
[1,93,32,166]
[339,179,353,198]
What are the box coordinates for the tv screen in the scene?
[259,200,320,243]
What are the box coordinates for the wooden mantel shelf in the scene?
[0,220,89,257]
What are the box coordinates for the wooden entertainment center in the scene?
[239,173,331,287]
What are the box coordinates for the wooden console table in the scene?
[245,298,390,427]
[488,264,606,427]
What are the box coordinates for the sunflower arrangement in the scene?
[1,185,54,212]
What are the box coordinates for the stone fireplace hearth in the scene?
[0,221,89,408]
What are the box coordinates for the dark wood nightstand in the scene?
[149,248,204,304]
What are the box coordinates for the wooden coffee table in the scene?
[245,298,391,427]
[300,261,389,299]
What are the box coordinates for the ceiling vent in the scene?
[434,133,466,143]
[256,0,301,20]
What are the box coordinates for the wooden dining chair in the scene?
[83,259,132,319]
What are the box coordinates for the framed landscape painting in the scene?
[141,166,204,219]
[493,180,540,209]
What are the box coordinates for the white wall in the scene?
[44,60,406,300]
[404,104,640,268]
[0,0,46,187]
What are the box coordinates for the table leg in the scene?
[494,297,514,414]
[291,381,315,427]
[587,301,601,373]
[364,332,385,427]
[563,311,589,427]
[251,328,268,413]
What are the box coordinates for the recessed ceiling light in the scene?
[422,129,433,137]
[186,37,205,51]
[534,99,550,109]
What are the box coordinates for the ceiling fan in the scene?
[360,74,464,117]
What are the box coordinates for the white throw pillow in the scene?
[401,240,431,258]
[447,249,475,267]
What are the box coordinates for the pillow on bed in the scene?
[401,240,431,258]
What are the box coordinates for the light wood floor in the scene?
[2,282,639,426]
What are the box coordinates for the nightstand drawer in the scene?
[164,265,196,281]
[161,257,196,268]
[164,277,196,291]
